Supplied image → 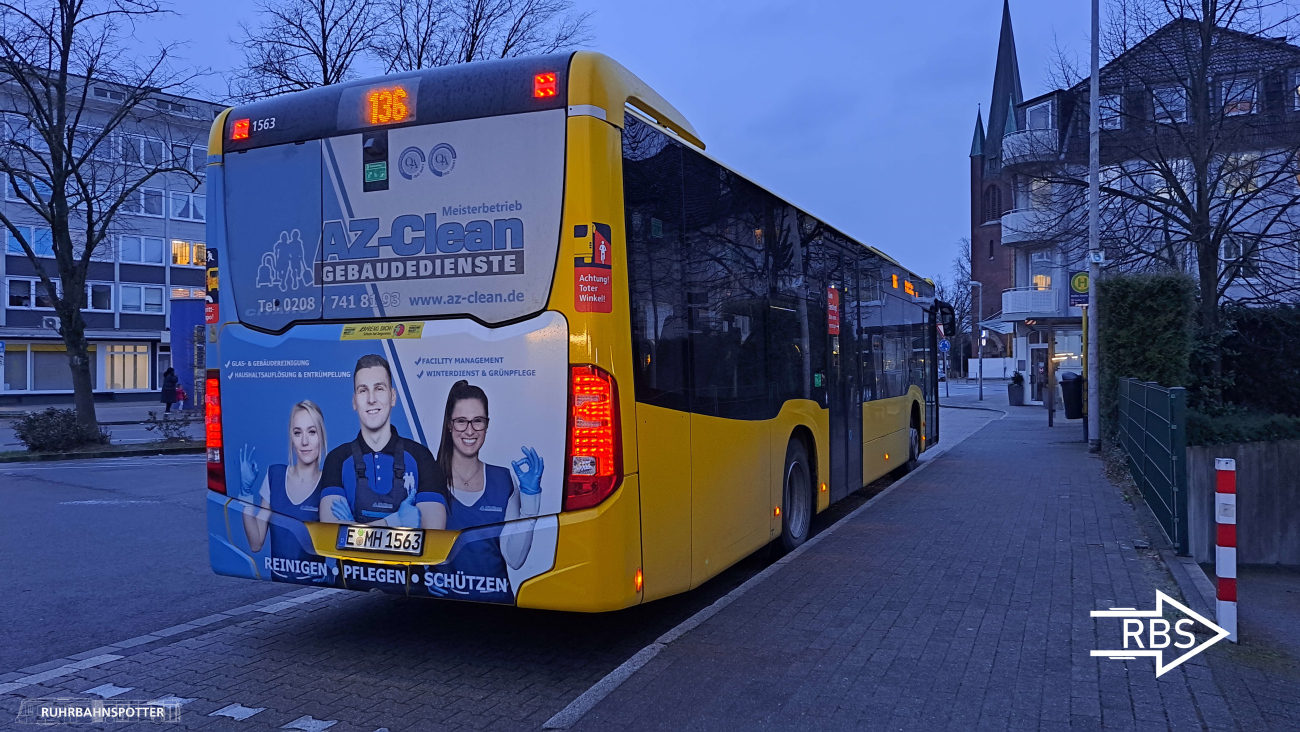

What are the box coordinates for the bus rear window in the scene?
[222,110,566,330]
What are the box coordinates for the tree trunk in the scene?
[1196,239,1222,404]
[59,306,99,429]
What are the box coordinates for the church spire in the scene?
[985,0,1023,161]
[970,108,985,157]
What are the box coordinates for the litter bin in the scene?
[1060,372,1084,419]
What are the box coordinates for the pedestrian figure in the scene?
[161,367,179,413]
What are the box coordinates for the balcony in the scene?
[1001,128,1059,168]
[1001,286,1069,321]
[999,208,1080,247]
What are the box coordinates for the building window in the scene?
[982,185,1002,223]
[171,240,205,267]
[7,279,31,308]
[120,284,165,314]
[169,192,205,222]
[3,342,29,391]
[1223,153,1260,196]
[6,226,55,257]
[1099,94,1122,130]
[93,86,126,102]
[988,239,995,260]
[170,144,206,176]
[105,344,150,390]
[122,135,164,167]
[1027,102,1053,130]
[31,343,95,391]
[87,283,113,311]
[7,278,62,308]
[119,235,166,264]
[1030,178,1052,210]
[1221,76,1257,116]
[1222,236,1260,280]
[1153,86,1188,123]
[121,186,164,217]
[2,114,49,153]
[5,176,53,203]
[155,99,187,113]
[1030,250,1054,290]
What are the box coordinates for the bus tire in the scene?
[779,438,813,553]
[893,408,921,478]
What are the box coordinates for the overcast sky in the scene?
[145,0,1090,281]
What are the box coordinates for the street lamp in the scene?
[971,280,983,401]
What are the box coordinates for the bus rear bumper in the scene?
[516,474,643,612]
[206,475,644,611]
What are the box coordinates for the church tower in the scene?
[969,0,1020,357]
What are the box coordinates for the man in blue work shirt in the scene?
[320,354,448,529]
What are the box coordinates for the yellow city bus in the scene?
[204,51,948,612]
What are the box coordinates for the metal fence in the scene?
[1117,378,1188,554]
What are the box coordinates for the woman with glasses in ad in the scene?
[428,380,543,601]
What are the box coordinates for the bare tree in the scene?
[231,0,379,100]
[938,238,973,375]
[0,0,201,429]
[1006,0,1300,400]
[373,0,593,72]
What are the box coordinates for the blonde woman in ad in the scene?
[237,400,332,583]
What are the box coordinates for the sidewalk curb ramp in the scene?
[0,444,204,463]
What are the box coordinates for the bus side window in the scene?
[624,120,689,412]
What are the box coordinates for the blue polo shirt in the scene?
[320,427,446,523]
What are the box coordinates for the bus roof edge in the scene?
[569,52,704,150]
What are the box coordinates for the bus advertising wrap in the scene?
[222,109,566,331]
[207,312,567,604]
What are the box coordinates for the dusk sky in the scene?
[146,0,1091,282]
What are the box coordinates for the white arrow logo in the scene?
[1090,590,1231,677]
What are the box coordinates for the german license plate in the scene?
[337,525,424,555]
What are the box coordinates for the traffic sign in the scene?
[1070,271,1089,306]
[938,338,951,353]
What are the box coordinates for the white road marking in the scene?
[2,455,203,474]
[84,683,133,698]
[59,500,161,505]
[541,408,1003,730]
[148,695,194,707]
[282,715,338,731]
[210,703,265,721]
[0,588,332,699]
[0,654,123,695]
[256,588,341,614]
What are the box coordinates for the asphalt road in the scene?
[0,455,285,671]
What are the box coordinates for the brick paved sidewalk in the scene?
[567,405,1300,731]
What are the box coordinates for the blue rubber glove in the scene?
[427,577,448,597]
[391,485,420,528]
[511,447,544,495]
[330,497,355,522]
[237,445,259,502]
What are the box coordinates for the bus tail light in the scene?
[563,364,621,511]
[205,369,226,494]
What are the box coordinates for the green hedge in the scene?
[1222,305,1300,417]
[1187,407,1300,446]
[1097,273,1196,437]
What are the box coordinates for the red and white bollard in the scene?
[1215,458,1238,643]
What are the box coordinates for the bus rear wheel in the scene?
[892,411,921,478]
[779,438,812,553]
